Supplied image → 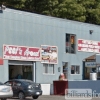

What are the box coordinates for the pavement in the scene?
[7,95,100,100]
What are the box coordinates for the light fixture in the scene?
[58,67,60,72]
[90,30,93,34]
[0,5,6,11]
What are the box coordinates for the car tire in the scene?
[18,92,25,99]
[32,96,39,99]
[1,99,7,100]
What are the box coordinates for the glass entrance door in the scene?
[62,62,68,79]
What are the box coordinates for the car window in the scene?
[5,81,13,86]
[0,82,4,85]
[13,81,21,86]
[23,81,35,85]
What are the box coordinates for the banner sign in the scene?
[3,45,41,61]
[41,45,58,64]
[78,39,100,53]
[85,62,96,68]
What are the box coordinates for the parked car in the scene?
[4,79,42,99]
[0,82,13,100]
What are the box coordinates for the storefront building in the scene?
[0,8,100,86]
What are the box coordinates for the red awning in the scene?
[0,57,3,65]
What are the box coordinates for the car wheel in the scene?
[32,96,39,99]
[1,99,7,100]
[18,92,25,99]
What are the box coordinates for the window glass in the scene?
[13,81,21,86]
[71,65,75,74]
[43,64,54,74]
[76,66,80,74]
[13,81,17,86]
[85,67,96,79]
[48,64,54,74]
[5,81,13,86]
[63,62,68,79]
[66,34,70,42]
[66,34,76,54]
[71,65,80,74]
[66,34,70,53]
[23,81,34,85]
[43,64,48,73]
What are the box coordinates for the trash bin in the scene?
[90,73,97,80]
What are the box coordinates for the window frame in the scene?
[5,81,13,86]
[43,63,48,74]
[43,63,55,75]
[70,65,80,75]
[65,33,76,54]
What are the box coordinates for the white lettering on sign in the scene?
[78,39,100,53]
[92,41,98,45]
[94,49,99,52]
[4,55,10,59]
[88,45,93,48]
[95,46,99,49]
[81,48,87,51]
[85,62,96,67]
[4,46,21,55]
[24,48,40,56]
[4,46,40,57]
[19,48,22,55]
[88,48,93,52]
[3,45,41,61]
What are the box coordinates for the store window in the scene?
[84,62,97,79]
[43,64,54,74]
[66,33,76,54]
[9,65,33,81]
[71,65,80,74]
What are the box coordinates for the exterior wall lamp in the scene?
[90,30,93,34]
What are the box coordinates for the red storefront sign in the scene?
[78,39,100,53]
[3,45,41,61]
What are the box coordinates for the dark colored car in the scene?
[4,79,42,99]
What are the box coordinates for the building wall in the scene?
[0,60,8,83]
[68,80,100,93]
[0,8,100,83]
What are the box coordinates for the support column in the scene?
[33,62,36,82]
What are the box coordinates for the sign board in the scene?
[3,45,41,61]
[41,45,58,64]
[85,62,96,68]
[78,39,100,53]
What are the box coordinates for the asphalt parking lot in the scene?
[6,95,100,100]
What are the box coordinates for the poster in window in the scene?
[41,45,58,64]
[71,66,75,70]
